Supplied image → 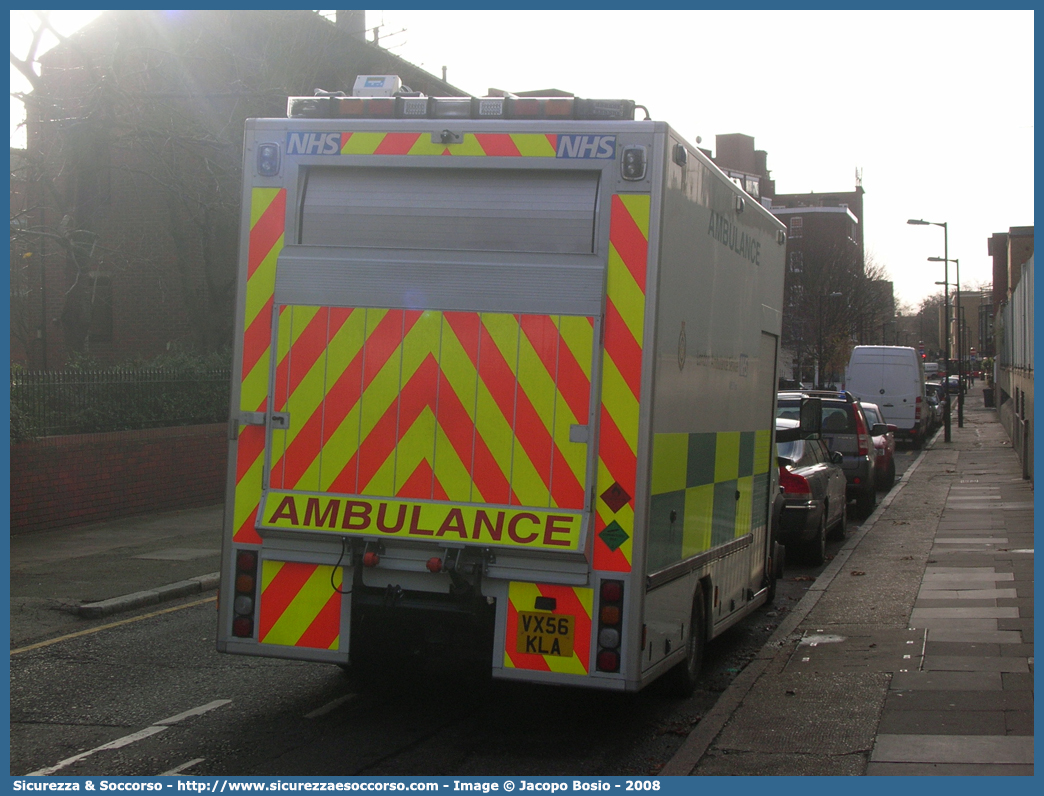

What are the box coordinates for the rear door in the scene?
[250,157,608,549]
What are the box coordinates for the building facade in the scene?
[708,134,886,385]
[10,10,463,369]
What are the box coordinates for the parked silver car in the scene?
[775,418,847,565]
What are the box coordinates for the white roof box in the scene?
[353,75,402,97]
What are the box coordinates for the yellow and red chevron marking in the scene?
[338,131,558,158]
[258,560,341,649]
[593,194,651,573]
[267,307,594,511]
[233,188,286,544]
[503,583,593,675]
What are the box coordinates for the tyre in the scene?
[881,459,896,491]
[664,582,707,697]
[803,513,826,566]
[856,484,876,518]
[828,501,847,541]
[765,541,785,604]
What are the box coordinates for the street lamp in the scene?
[909,219,951,442]
[817,291,843,389]
[929,256,963,427]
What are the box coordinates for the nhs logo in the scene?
[286,132,341,156]
[556,135,616,159]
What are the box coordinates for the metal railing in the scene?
[11,367,232,438]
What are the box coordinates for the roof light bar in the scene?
[288,94,638,121]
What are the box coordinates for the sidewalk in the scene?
[663,384,1034,775]
[9,387,1034,774]
[9,503,225,647]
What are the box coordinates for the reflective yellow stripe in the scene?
[599,358,641,455]
[714,431,741,484]
[607,245,646,346]
[753,428,772,475]
[735,475,753,538]
[617,193,650,238]
[482,313,547,506]
[433,318,480,502]
[339,132,386,155]
[682,484,714,557]
[650,433,688,495]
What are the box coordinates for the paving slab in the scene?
[921,654,1029,672]
[882,689,1031,712]
[875,709,1007,736]
[866,762,1034,775]
[871,733,1034,765]
[889,670,1003,690]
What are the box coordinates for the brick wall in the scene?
[10,424,227,533]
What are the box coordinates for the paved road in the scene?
[11,444,920,777]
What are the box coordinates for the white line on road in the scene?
[158,758,206,776]
[156,699,232,725]
[25,699,231,776]
[11,596,217,655]
[305,693,357,719]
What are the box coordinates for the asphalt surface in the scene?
[662,384,1034,775]
[9,385,1033,775]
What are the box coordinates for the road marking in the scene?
[11,596,217,656]
[304,693,357,719]
[25,699,231,776]
[157,699,232,725]
[159,758,206,776]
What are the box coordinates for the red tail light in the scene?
[854,408,871,456]
[779,465,811,497]
[596,579,624,672]
[231,549,258,638]
[915,395,922,420]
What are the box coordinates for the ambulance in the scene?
[217,76,788,693]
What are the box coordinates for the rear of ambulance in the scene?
[216,85,665,690]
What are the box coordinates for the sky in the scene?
[10,9,1035,310]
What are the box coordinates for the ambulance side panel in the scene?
[637,132,785,678]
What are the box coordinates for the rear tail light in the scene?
[596,579,624,672]
[854,408,871,456]
[915,395,922,420]
[231,549,258,638]
[779,465,811,497]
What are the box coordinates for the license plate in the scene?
[516,611,575,657]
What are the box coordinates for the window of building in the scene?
[789,217,803,237]
[789,251,803,273]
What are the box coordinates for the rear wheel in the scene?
[856,483,877,518]
[829,501,847,541]
[765,541,785,604]
[803,513,826,566]
[664,582,707,697]
[881,459,896,491]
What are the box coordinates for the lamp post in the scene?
[817,291,843,389]
[909,219,950,442]
[929,255,963,427]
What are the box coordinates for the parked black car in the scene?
[775,418,847,565]
[925,381,948,430]
[777,390,883,518]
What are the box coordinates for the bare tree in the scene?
[11,10,440,365]
[781,241,895,386]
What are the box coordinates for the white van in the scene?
[844,346,928,448]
